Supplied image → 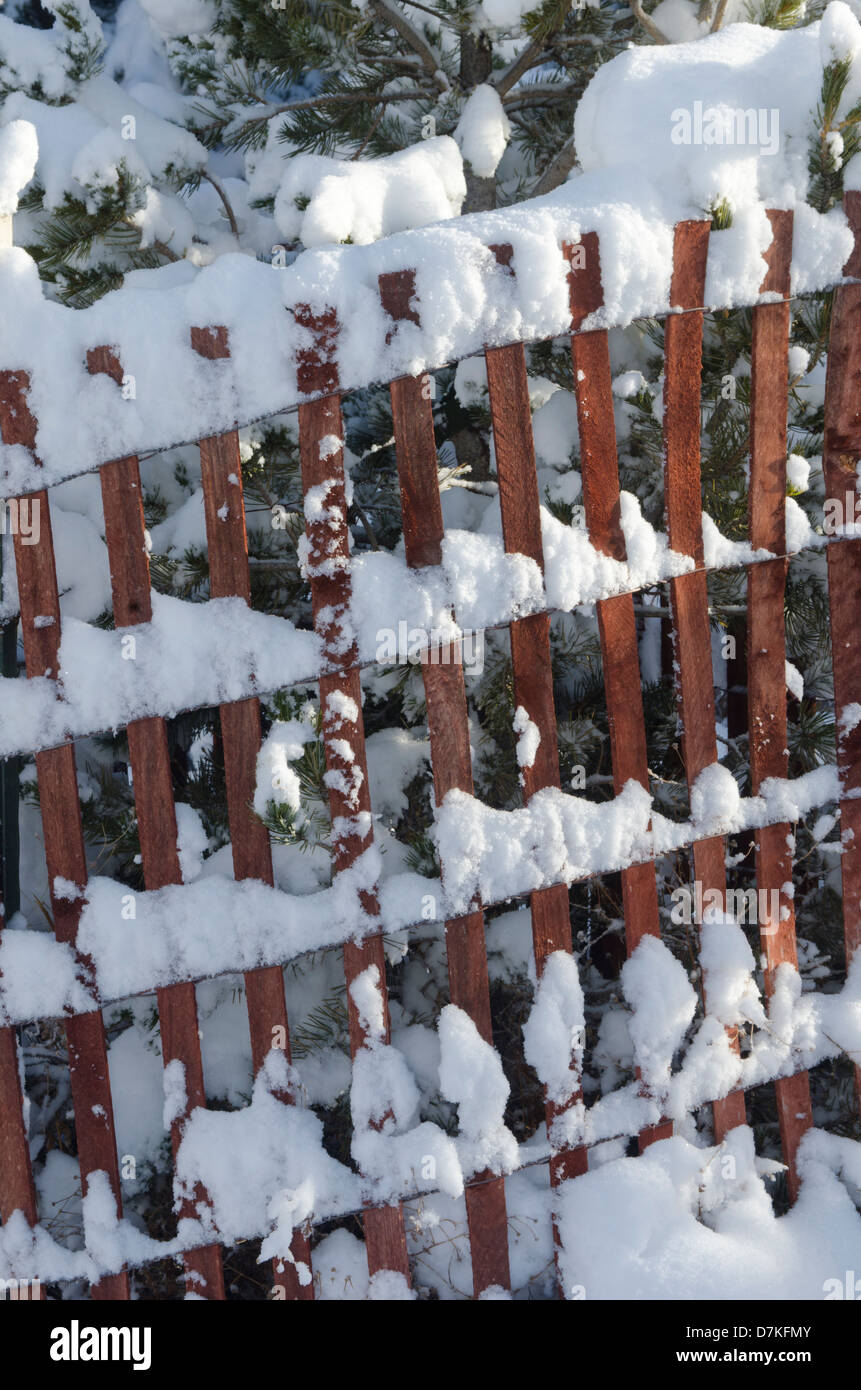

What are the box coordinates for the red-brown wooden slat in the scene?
[484,330,586,1293]
[0,684,41,1291]
[562,232,672,1151]
[379,271,511,1296]
[823,189,861,1117]
[746,214,813,1198]
[483,251,588,1207]
[293,306,411,1284]
[662,221,748,1143]
[0,1024,43,1296]
[190,327,314,1299]
[0,371,129,1300]
[88,347,225,1299]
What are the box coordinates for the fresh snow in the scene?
[0,493,815,760]
[274,138,466,249]
[454,85,511,179]
[1,14,860,489]
[0,119,37,217]
[0,761,850,1026]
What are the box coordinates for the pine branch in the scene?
[530,133,577,195]
[628,0,671,44]
[200,171,240,238]
[368,0,449,92]
[495,32,552,98]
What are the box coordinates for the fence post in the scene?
[482,243,587,1294]
[87,345,227,1301]
[662,219,748,1143]
[0,543,19,925]
[292,305,412,1288]
[747,210,813,1198]
[823,189,861,1117]
[0,373,129,1301]
[0,207,41,1288]
[379,268,512,1296]
[189,326,316,1298]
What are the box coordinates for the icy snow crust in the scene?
[0,15,859,493]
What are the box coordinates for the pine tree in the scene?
[172,0,633,213]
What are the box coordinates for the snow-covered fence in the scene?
[0,194,860,1300]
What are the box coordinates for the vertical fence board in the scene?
[293,309,411,1284]
[484,307,587,1275]
[564,233,672,1150]
[0,371,129,1300]
[380,270,511,1296]
[823,190,861,1116]
[90,347,226,1298]
[0,1024,43,1293]
[0,455,38,1287]
[191,327,314,1299]
[746,213,813,1196]
[484,243,586,1198]
[662,221,748,1142]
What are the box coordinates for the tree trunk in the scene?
[460,30,496,214]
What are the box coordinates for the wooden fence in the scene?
[0,192,859,1299]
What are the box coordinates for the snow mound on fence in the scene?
[577,14,848,215]
[0,119,37,218]
[274,138,466,248]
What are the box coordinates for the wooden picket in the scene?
[662,221,749,1146]
[746,212,814,1197]
[379,268,511,1296]
[0,1024,40,1293]
[0,371,129,1300]
[293,306,411,1286]
[823,190,861,1115]
[483,242,587,1275]
[191,325,314,1298]
[0,201,858,1299]
[88,344,226,1300]
[565,231,674,1151]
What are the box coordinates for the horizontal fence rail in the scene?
[0,196,859,1299]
